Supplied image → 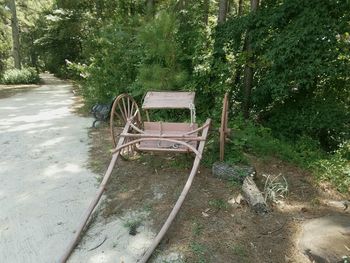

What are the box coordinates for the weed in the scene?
[263,174,289,203]
[232,244,248,258]
[208,198,228,210]
[143,203,153,212]
[192,221,203,236]
[227,177,241,188]
[94,175,102,184]
[312,140,350,193]
[166,155,192,169]
[123,218,142,236]
[190,242,207,263]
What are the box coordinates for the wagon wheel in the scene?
[219,92,229,161]
[110,94,142,160]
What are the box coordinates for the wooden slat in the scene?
[143,122,197,133]
[142,91,195,109]
[138,121,198,151]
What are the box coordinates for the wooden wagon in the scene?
[60,91,230,263]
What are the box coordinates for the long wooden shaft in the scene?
[138,119,211,262]
[58,123,130,263]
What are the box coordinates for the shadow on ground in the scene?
[88,124,350,263]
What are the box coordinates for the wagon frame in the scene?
[60,91,230,263]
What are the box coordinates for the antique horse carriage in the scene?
[60,91,230,262]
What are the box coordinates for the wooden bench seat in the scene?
[137,122,198,153]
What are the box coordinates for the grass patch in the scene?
[208,198,228,210]
[232,244,248,258]
[191,221,203,237]
[190,242,207,263]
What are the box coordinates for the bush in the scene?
[225,115,325,167]
[1,67,40,84]
[313,141,350,193]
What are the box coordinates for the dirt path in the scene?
[0,74,102,262]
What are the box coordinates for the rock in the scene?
[228,194,244,206]
[298,215,350,263]
[212,162,256,183]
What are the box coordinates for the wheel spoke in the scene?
[127,97,131,119]
[110,94,141,160]
[130,101,134,119]
[122,98,128,120]
[118,103,127,122]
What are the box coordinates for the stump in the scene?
[242,177,268,214]
[212,162,256,183]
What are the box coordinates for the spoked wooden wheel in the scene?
[219,93,229,161]
[110,94,142,160]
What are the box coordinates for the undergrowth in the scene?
[207,115,349,194]
[1,67,40,84]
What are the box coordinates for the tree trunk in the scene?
[175,0,186,11]
[238,0,243,15]
[229,0,245,99]
[203,0,209,25]
[242,0,259,119]
[217,0,228,24]
[146,0,155,17]
[8,0,21,69]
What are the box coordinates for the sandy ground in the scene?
[0,74,154,263]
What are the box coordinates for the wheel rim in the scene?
[219,93,229,161]
[110,94,141,160]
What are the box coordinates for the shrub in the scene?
[227,115,324,167]
[1,67,40,84]
[313,141,350,193]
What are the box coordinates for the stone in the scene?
[298,215,350,263]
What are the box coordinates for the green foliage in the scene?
[208,198,228,210]
[190,242,207,263]
[219,0,350,149]
[227,115,324,167]
[0,30,11,75]
[23,0,349,193]
[265,95,349,150]
[313,141,350,193]
[1,67,39,84]
[137,12,188,92]
[81,20,141,106]
[33,8,85,77]
[192,221,204,237]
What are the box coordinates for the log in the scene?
[212,162,256,183]
[242,177,268,214]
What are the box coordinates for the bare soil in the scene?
[88,124,350,263]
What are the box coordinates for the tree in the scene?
[203,0,209,25]
[146,0,155,17]
[8,0,21,69]
[242,0,259,118]
[217,0,228,24]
